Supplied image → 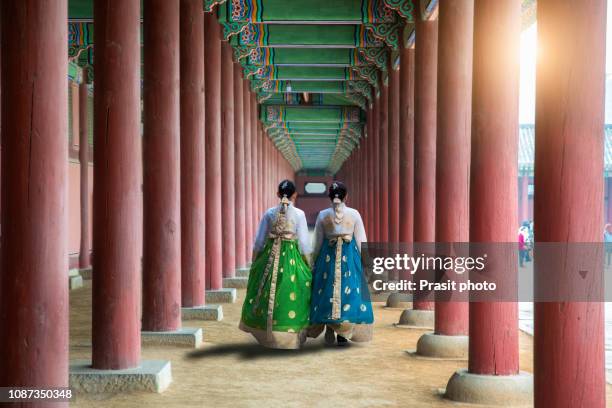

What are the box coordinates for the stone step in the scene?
[68,270,83,290]
[80,267,93,280]
[223,277,248,289]
[205,288,237,303]
[70,360,171,394]
[236,267,250,278]
[141,327,203,348]
[181,304,223,321]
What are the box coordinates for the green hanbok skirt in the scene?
[239,238,312,349]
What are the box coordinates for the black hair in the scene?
[278,179,296,198]
[329,181,348,201]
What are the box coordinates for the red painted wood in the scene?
[243,81,253,256]
[413,17,437,311]
[372,100,380,241]
[361,111,368,231]
[252,95,260,229]
[204,13,223,290]
[234,63,247,268]
[535,1,606,406]
[221,42,236,278]
[180,0,206,307]
[0,0,68,393]
[434,0,473,336]
[92,0,142,369]
[399,47,414,245]
[79,69,91,269]
[251,94,260,221]
[379,84,389,243]
[388,68,401,244]
[142,0,181,332]
[367,108,375,235]
[469,0,520,376]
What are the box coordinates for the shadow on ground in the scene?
[184,341,337,361]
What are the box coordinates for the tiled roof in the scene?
[518,124,612,175]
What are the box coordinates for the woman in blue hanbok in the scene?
[309,181,373,346]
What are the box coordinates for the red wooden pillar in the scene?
[411,14,437,316]
[261,134,266,207]
[142,0,181,332]
[180,0,206,307]
[379,84,389,243]
[432,0,472,341]
[372,98,380,241]
[221,42,236,278]
[534,1,606,406]
[362,111,370,231]
[234,63,247,268]
[399,47,414,246]
[259,127,265,209]
[388,67,400,244]
[79,69,91,269]
[397,44,415,308]
[519,174,529,223]
[251,94,260,220]
[243,81,253,256]
[346,147,359,209]
[445,0,531,403]
[0,0,68,392]
[92,0,142,369]
[416,1,471,356]
[204,12,223,290]
[367,107,375,234]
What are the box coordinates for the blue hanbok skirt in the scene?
[309,237,373,341]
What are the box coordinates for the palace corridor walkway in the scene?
[2,1,609,406]
[67,280,612,407]
[65,281,612,408]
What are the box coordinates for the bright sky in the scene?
[519,5,612,124]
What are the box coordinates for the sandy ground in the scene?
[69,282,612,407]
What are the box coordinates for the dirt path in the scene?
[69,282,612,407]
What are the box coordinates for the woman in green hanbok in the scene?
[239,180,313,349]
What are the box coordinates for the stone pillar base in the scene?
[68,269,83,290]
[181,305,223,321]
[395,309,434,329]
[223,277,248,289]
[142,327,203,348]
[444,369,533,405]
[79,266,93,280]
[69,360,172,393]
[384,293,411,308]
[205,288,237,303]
[416,333,468,359]
[236,267,250,278]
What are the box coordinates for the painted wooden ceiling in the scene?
[67,0,537,173]
[220,0,416,172]
[67,0,417,173]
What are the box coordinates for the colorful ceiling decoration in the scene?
[67,0,417,173]
[217,0,415,172]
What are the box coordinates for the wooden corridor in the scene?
[67,281,561,408]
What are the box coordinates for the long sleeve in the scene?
[296,211,312,255]
[353,211,367,252]
[312,213,325,260]
[252,211,271,254]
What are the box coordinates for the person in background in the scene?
[309,181,373,346]
[239,180,313,349]
[604,224,612,266]
[519,225,529,268]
